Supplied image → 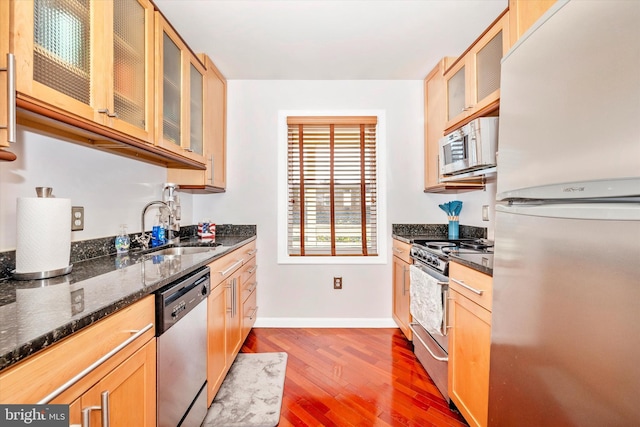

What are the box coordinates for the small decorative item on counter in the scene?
[198,221,216,240]
[438,201,463,239]
[115,224,131,254]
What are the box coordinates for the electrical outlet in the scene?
[334,277,342,289]
[482,205,489,221]
[71,206,84,231]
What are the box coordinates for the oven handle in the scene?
[409,323,448,362]
[411,261,448,286]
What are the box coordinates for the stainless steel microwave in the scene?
[439,117,499,176]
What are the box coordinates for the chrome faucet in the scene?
[135,200,176,250]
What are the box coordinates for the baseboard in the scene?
[253,317,398,328]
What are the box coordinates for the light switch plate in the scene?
[71,206,84,231]
[482,205,489,221]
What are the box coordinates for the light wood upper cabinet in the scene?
[12,0,156,143]
[155,13,206,164]
[444,10,510,132]
[508,0,556,46]
[0,0,10,149]
[167,53,227,192]
[448,262,492,427]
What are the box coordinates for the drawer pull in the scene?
[247,248,258,256]
[392,247,404,254]
[219,260,242,277]
[37,323,154,404]
[450,278,483,295]
[247,266,257,275]
[248,307,258,320]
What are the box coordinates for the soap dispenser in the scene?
[115,224,131,254]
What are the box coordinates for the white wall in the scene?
[194,80,497,326]
[0,126,193,251]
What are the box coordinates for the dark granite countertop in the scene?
[449,251,494,276]
[0,234,256,372]
[391,224,492,276]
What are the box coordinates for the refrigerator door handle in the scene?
[496,202,640,221]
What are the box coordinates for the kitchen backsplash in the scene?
[0,224,257,281]
[392,223,487,239]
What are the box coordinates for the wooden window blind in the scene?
[287,116,378,256]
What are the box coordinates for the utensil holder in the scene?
[448,217,459,239]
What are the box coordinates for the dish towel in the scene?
[410,265,444,336]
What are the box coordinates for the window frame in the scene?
[277,110,387,265]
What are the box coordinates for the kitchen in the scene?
[1,1,639,426]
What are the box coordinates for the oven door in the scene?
[409,261,451,403]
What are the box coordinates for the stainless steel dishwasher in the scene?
[156,266,210,427]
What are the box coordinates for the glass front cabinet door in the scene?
[155,13,205,164]
[12,0,155,143]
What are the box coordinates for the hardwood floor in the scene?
[240,328,468,427]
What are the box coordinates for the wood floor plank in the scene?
[240,328,467,426]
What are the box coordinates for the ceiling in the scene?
[153,0,508,80]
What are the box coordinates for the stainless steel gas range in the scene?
[408,238,493,405]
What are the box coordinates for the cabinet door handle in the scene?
[101,391,110,427]
[82,406,101,427]
[208,155,214,183]
[402,265,409,296]
[247,266,257,275]
[37,323,154,404]
[248,307,258,320]
[0,53,16,143]
[450,278,483,295]
[97,108,118,118]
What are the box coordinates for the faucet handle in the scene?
[135,233,152,250]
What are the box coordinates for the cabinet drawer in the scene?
[0,295,155,404]
[449,262,493,311]
[240,262,257,303]
[208,240,257,286]
[208,250,243,286]
[239,240,257,263]
[242,288,258,337]
[392,239,412,264]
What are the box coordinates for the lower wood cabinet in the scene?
[69,340,156,426]
[448,262,493,427]
[392,238,412,340]
[206,239,258,404]
[0,295,156,427]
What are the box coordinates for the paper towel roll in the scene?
[16,197,71,274]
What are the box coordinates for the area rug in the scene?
[202,352,288,427]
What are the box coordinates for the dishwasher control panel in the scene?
[155,266,210,335]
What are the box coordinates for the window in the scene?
[286,116,378,257]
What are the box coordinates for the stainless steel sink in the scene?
[148,246,215,256]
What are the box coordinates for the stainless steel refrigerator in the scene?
[489,1,640,426]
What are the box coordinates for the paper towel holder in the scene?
[12,265,73,281]
[35,187,53,197]
[12,186,73,280]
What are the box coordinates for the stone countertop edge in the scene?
[0,234,256,373]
